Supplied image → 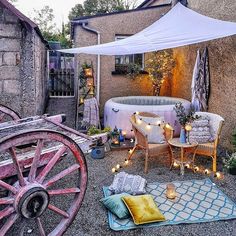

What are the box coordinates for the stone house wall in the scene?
[170,0,236,149]
[0,4,48,117]
[73,5,171,112]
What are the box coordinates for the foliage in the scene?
[145,50,175,96]
[174,102,200,126]
[33,6,71,48]
[224,152,236,170]
[232,128,236,151]
[87,126,111,135]
[68,0,139,20]
[126,63,142,80]
[82,61,92,69]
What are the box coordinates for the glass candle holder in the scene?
[166,183,177,199]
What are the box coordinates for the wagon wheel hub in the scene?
[18,187,49,219]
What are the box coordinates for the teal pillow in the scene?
[100,193,130,219]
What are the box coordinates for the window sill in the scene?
[111,70,148,76]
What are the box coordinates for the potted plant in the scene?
[224,152,236,175]
[173,102,200,143]
[82,62,93,77]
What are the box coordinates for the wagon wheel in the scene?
[0,105,21,123]
[0,130,88,235]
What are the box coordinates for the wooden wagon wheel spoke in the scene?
[36,145,67,183]
[0,180,17,194]
[43,164,80,188]
[36,217,46,236]
[48,188,80,196]
[0,207,15,220]
[8,147,26,187]
[0,113,6,122]
[0,213,18,235]
[28,139,44,182]
[48,204,69,218]
[0,197,14,205]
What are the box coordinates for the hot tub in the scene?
[104,96,191,138]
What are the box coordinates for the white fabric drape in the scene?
[59,3,236,55]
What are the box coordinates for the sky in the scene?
[15,0,85,30]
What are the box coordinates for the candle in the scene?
[166,183,177,199]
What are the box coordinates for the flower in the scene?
[173,102,199,126]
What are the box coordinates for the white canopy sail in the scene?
[60,3,236,55]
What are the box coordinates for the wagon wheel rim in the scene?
[0,105,21,123]
[0,130,88,236]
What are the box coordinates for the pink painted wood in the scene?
[0,104,21,123]
[0,130,88,236]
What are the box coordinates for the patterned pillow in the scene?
[135,114,165,144]
[100,193,130,219]
[109,172,147,195]
[189,116,213,143]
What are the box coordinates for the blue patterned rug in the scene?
[103,179,236,231]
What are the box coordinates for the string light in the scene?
[185,163,190,169]
[130,138,134,143]
[128,149,132,154]
[173,161,179,167]
[204,169,210,175]
[125,159,129,165]
[136,111,140,115]
[112,168,116,173]
[137,119,142,124]
[146,123,151,130]
[116,164,120,170]
[194,166,199,172]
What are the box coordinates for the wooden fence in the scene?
[49,69,75,96]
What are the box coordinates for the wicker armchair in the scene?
[187,112,224,172]
[128,112,174,173]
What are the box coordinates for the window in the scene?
[114,36,144,73]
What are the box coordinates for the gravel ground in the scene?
[64,149,236,236]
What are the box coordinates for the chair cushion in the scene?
[189,116,213,143]
[122,195,166,225]
[100,193,130,219]
[109,172,147,195]
[135,114,165,144]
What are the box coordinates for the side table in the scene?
[168,138,198,175]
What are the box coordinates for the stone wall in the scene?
[170,0,236,149]
[74,5,171,112]
[0,5,48,117]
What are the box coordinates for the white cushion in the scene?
[135,114,165,144]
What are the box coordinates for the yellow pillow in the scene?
[122,195,166,225]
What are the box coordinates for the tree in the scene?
[68,0,139,20]
[145,50,175,96]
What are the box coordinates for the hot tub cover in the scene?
[60,3,236,55]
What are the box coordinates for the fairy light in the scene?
[204,169,210,175]
[146,123,151,130]
[215,172,222,179]
[156,120,162,125]
[112,168,116,173]
[130,138,134,143]
[173,161,179,167]
[116,164,120,170]
[185,163,190,169]
[128,149,132,154]
[137,119,142,125]
[136,111,140,115]
[194,166,199,172]
[125,159,129,165]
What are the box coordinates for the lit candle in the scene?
[166,183,177,199]
[112,168,116,173]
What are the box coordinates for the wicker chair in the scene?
[128,112,174,173]
[187,112,224,172]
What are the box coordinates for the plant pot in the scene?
[229,167,236,175]
[91,145,105,159]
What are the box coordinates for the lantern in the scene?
[84,68,93,77]
[166,183,177,199]
[185,123,192,144]
[111,126,120,146]
[86,77,94,87]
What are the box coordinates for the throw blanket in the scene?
[83,97,100,127]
